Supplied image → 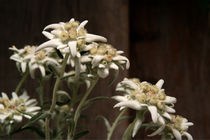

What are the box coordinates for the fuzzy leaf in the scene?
[22,112,50,128]
[122,118,137,140]
[82,96,110,110]
[132,111,145,137]
[96,115,111,131]
[56,90,71,106]
[108,70,119,87]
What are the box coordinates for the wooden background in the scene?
[0,0,209,139]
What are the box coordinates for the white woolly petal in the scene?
[92,55,105,68]
[36,39,62,52]
[183,132,193,140]
[0,114,8,122]
[77,20,88,31]
[158,116,165,125]
[98,64,106,68]
[29,64,38,79]
[51,29,62,36]
[42,31,55,39]
[148,106,158,123]
[162,112,171,120]
[84,44,95,51]
[25,99,37,106]
[112,96,128,102]
[2,92,9,99]
[80,55,92,63]
[97,68,109,78]
[69,18,75,22]
[26,106,41,113]
[19,91,29,101]
[44,23,61,30]
[45,58,60,66]
[165,106,176,113]
[0,104,4,109]
[112,55,130,69]
[13,115,23,122]
[85,80,90,89]
[109,63,119,70]
[148,125,165,137]
[57,44,68,49]
[172,129,182,140]
[39,65,46,77]
[117,50,124,54]
[121,80,138,89]
[114,100,142,110]
[21,62,27,73]
[68,41,77,57]
[85,33,107,42]
[156,79,164,89]
[165,96,177,104]
[12,92,18,100]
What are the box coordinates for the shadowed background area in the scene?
[0,0,209,139]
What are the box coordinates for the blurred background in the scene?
[0,0,209,139]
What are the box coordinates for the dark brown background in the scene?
[0,0,209,139]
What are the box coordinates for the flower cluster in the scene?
[35,19,129,79]
[113,78,193,139]
[80,43,129,78]
[0,91,40,124]
[10,45,61,78]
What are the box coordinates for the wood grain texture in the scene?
[0,0,129,139]
[130,0,210,139]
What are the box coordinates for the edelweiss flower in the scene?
[167,115,193,140]
[80,43,130,78]
[0,91,40,124]
[10,45,61,78]
[36,18,107,58]
[113,78,176,124]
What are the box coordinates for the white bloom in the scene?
[113,78,177,128]
[80,43,129,78]
[169,115,193,140]
[10,45,61,78]
[0,91,40,124]
[36,18,107,58]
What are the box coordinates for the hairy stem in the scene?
[15,70,29,94]
[107,108,127,140]
[45,53,69,140]
[68,77,99,139]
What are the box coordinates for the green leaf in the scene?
[132,111,145,137]
[118,116,134,125]
[82,96,110,110]
[96,116,111,131]
[22,112,50,129]
[47,64,60,76]
[73,130,89,140]
[68,119,75,133]
[55,48,64,59]
[56,90,71,106]
[122,118,137,140]
[108,70,119,86]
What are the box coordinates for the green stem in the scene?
[45,53,70,140]
[107,108,127,140]
[68,77,99,139]
[15,70,29,94]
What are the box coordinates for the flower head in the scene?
[10,45,61,78]
[80,43,130,78]
[36,18,107,58]
[0,91,40,124]
[113,78,176,124]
